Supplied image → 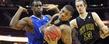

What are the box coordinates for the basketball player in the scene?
[10,0,51,44]
[45,5,74,44]
[70,0,109,44]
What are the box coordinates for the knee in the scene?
[59,24,72,44]
[59,24,71,34]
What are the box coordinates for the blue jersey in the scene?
[26,15,50,44]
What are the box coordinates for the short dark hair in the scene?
[31,0,41,6]
[64,5,74,15]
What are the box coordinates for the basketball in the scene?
[44,25,61,41]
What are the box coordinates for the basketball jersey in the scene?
[76,12,100,44]
[26,15,50,44]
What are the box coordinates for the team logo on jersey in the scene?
[79,23,94,41]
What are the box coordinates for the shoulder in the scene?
[70,19,77,28]
[91,12,99,17]
[70,19,76,23]
[91,12,100,20]
[92,12,98,15]
[70,19,76,24]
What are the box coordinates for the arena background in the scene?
[0,0,109,44]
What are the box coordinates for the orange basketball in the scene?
[44,25,61,41]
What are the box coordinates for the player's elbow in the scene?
[9,23,14,27]
[10,24,22,30]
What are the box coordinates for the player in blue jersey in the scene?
[9,0,52,44]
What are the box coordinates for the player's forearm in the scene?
[10,8,23,27]
[50,15,59,25]
[46,15,58,26]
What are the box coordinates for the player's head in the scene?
[75,0,87,14]
[31,0,43,15]
[60,5,74,21]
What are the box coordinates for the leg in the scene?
[59,24,72,44]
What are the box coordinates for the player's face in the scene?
[76,1,86,14]
[32,1,43,14]
[60,7,71,21]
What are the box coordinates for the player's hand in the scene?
[44,34,58,44]
[19,6,28,14]
[100,26,109,39]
